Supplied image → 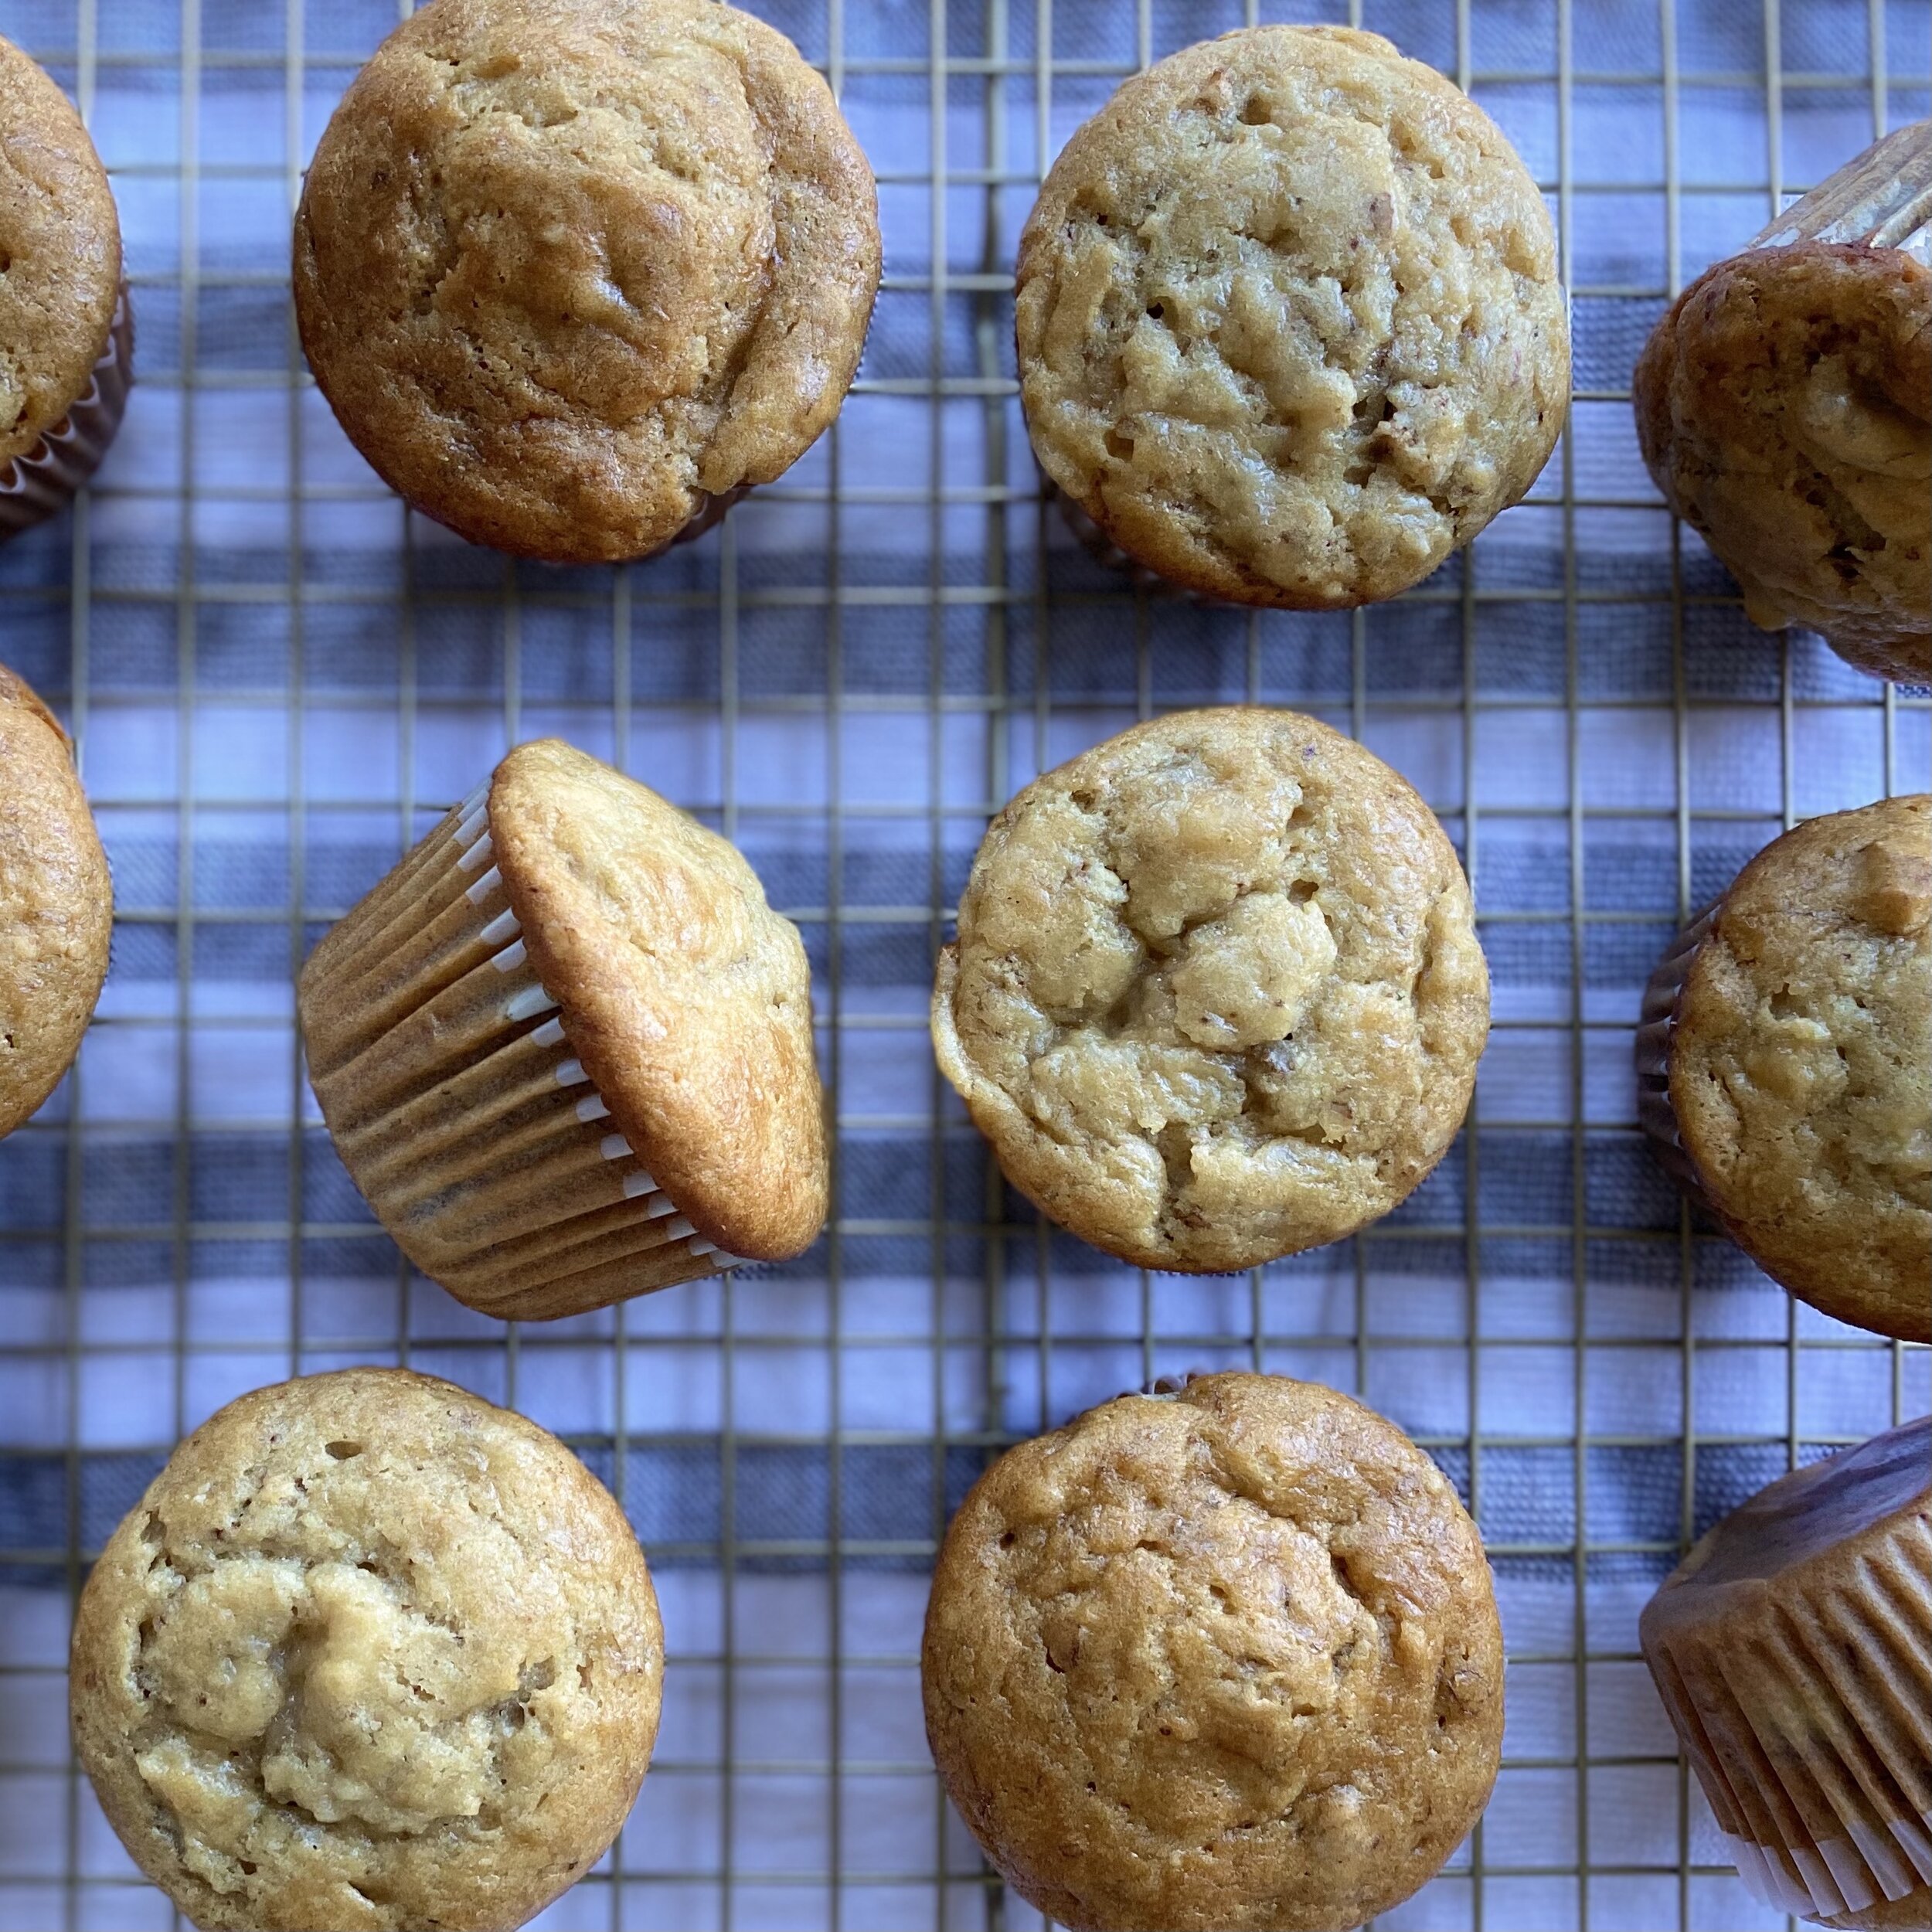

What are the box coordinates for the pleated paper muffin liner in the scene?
[1634,902,1720,1211]
[1644,1499,1932,1925]
[0,284,133,543]
[301,781,744,1321]
[1749,117,1932,257]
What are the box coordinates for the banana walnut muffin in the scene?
[923,1373,1505,1931]
[295,0,880,563]
[1016,26,1568,607]
[71,1369,664,1931]
[933,707,1488,1271]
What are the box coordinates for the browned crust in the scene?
[293,0,880,563]
[0,35,121,468]
[1633,240,1931,683]
[922,1373,1505,1932]
[1667,795,1930,1342]
[0,658,111,1137]
[70,1369,663,1932]
[491,739,828,1260]
[1015,26,1567,608]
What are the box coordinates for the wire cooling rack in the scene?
[0,0,1927,1927]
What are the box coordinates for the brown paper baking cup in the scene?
[301,781,746,1321]
[1641,1420,1932,1927]
[1634,902,1720,1209]
[0,284,132,542]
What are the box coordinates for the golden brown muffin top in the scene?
[0,661,111,1137]
[70,1369,663,1932]
[932,708,1488,1271]
[1669,795,1930,1342]
[294,0,880,563]
[1634,240,1930,684]
[922,1373,1505,1932]
[0,35,121,468]
[492,739,828,1261]
[1015,26,1568,607]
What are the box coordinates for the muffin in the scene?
[932,707,1488,1272]
[1634,239,1930,683]
[922,1372,1505,1932]
[0,662,112,1137]
[0,33,132,538]
[1635,795,1930,1342]
[71,1368,662,1932]
[294,0,881,564]
[1015,26,1569,608]
[1640,1416,1931,1930]
[300,738,827,1320]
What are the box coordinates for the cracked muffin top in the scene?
[70,1369,663,1932]
[922,1373,1505,1932]
[294,0,880,563]
[0,33,121,470]
[1634,240,1930,685]
[1015,26,1568,607]
[0,661,111,1138]
[932,708,1488,1272]
[1668,795,1930,1342]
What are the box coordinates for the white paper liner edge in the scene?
[1723,1809,1932,1920]
[456,808,748,1276]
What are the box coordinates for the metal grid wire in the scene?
[0,0,1927,1925]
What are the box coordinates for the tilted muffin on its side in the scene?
[0,33,131,536]
[0,662,111,1137]
[294,0,881,563]
[1636,794,1930,1342]
[933,707,1488,1272]
[301,739,827,1320]
[1641,1417,1931,1930]
[1634,240,1930,684]
[70,1369,664,1932]
[1016,26,1569,607]
[923,1373,1505,1932]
